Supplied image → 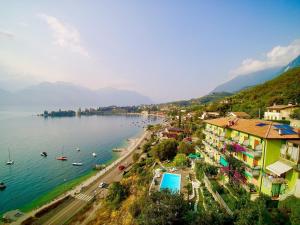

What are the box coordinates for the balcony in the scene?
[245,168,260,177]
[242,139,249,147]
[245,148,262,158]
[255,144,262,151]
[280,146,300,164]
[232,136,239,142]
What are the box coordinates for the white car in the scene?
[98,182,106,188]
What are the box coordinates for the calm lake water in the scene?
[0,111,161,214]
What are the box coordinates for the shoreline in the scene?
[14,128,149,223]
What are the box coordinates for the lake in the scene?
[0,111,161,214]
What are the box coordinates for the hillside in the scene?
[161,92,233,107]
[211,55,300,93]
[228,67,300,117]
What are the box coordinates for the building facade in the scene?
[201,117,300,199]
[264,104,299,121]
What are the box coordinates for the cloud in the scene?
[0,30,14,39]
[232,39,300,75]
[38,13,89,57]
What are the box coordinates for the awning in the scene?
[266,161,293,176]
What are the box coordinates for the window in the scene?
[253,159,258,167]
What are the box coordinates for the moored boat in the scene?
[6,148,14,165]
[56,156,68,161]
[92,152,97,157]
[41,151,48,157]
[72,162,83,166]
[0,182,6,190]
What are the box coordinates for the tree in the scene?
[136,190,191,225]
[290,108,300,120]
[133,153,140,162]
[106,182,128,209]
[178,141,194,155]
[142,142,152,153]
[151,139,178,161]
[174,153,188,167]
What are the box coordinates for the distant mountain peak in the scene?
[0,82,153,107]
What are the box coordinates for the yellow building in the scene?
[202,117,300,199]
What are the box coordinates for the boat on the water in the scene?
[0,182,6,190]
[92,152,97,157]
[72,162,83,166]
[76,147,80,152]
[56,156,68,161]
[41,151,48,157]
[6,149,14,165]
[57,146,67,161]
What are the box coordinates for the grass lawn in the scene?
[21,170,97,213]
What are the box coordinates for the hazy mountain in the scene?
[212,55,300,93]
[0,82,153,108]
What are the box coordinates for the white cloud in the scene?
[38,13,89,57]
[232,39,300,75]
[0,30,14,39]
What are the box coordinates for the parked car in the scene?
[98,182,107,188]
[118,165,126,171]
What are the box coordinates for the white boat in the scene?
[92,152,97,157]
[6,149,14,165]
[76,147,80,152]
[72,162,83,166]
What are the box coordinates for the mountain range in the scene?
[0,82,153,108]
[211,55,300,93]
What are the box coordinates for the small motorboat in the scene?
[92,152,97,157]
[56,156,68,161]
[72,162,83,166]
[0,182,6,190]
[76,147,80,152]
[41,152,48,157]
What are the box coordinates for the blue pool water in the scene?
[160,173,181,193]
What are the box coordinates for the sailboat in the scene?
[72,149,83,166]
[6,149,14,165]
[56,146,67,161]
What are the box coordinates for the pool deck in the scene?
[149,167,191,198]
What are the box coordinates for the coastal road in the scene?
[34,131,151,225]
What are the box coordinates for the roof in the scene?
[267,104,299,110]
[266,161,293,176]
[204,117,300,139]
[229,112,250,118]
[166,127,183,132]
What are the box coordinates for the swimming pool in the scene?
[160,173,181,193]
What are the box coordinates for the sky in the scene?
[0,0,300,102]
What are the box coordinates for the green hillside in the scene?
[228,67,300,116]
[161,92,232,107]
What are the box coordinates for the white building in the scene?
[264,104,299,121]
